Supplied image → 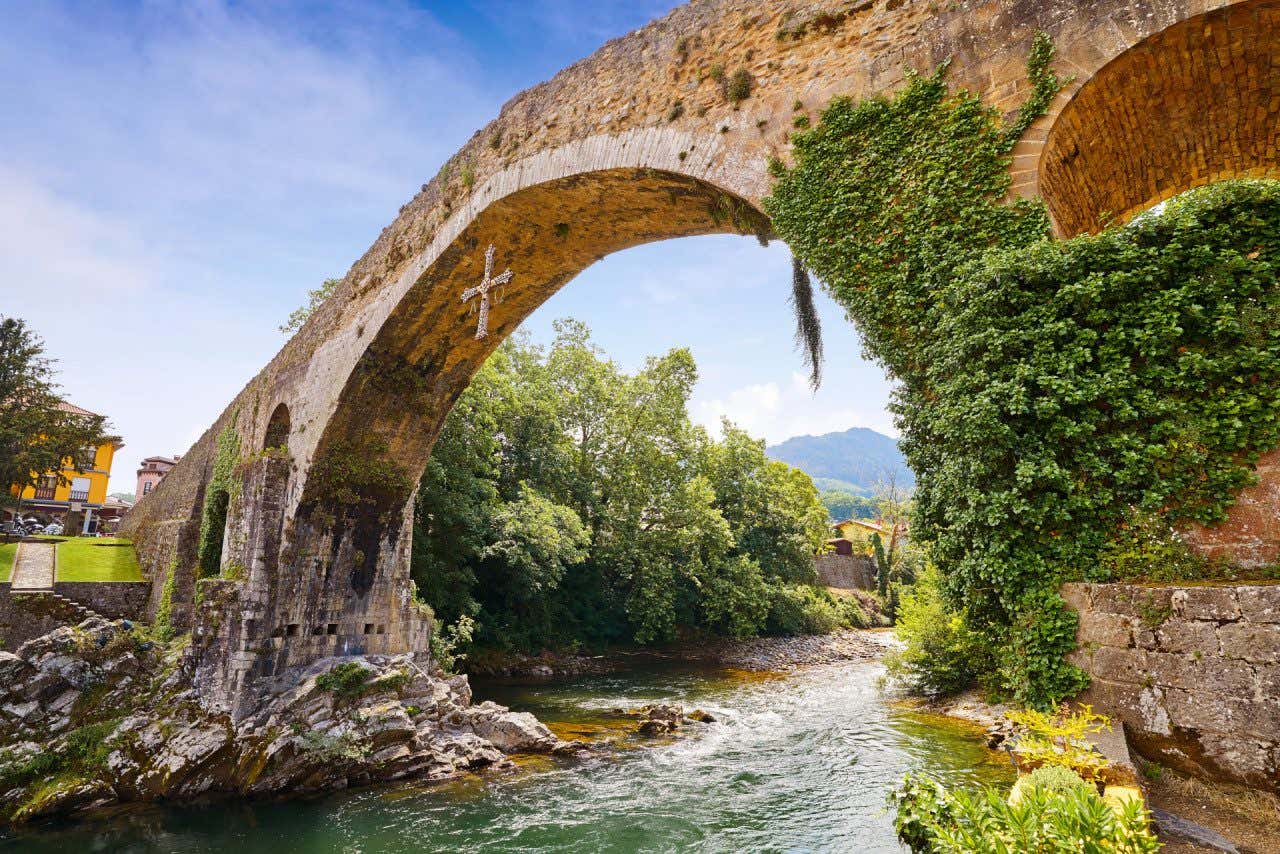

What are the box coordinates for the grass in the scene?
[49,537,143,582]
[0,542,15,582]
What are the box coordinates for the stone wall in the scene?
[1064,582,1280,792]
[0,582,152,651]
[815,553,875,590]
[0,585,63,651]
[54,582,151,621]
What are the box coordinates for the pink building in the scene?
[136,455,180,500]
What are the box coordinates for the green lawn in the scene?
[51,537,143,582]
[0,542,15,582]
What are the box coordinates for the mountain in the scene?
[766,427,914,496]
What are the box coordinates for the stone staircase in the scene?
[9,540,108,628]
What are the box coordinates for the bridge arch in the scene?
[117,0,1278,713]
[1039,0,1280,236]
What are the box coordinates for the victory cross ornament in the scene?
[461,244,513,340]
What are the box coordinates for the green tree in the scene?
[0,317,111,509]
[280,277,340,334]
[410,320,843,655]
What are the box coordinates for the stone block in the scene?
[1089,646,1148,684]
[1141,650,1255,695]
[1060,582,1092,614]
[1256,663,1280,697]
[1196,732,1277,792]
[1171,587,1241,621]
[1080,677,1170,736]
[1217,622,1280,663]
[1077,610,1133,647]
[1149,619,1219,654]
[1091,584,1172,619]
[1237,585,1280,623]
[1166,690,1280,742]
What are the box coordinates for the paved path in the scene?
[10,541,55,591]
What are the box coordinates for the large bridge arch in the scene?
[1038,0,1280,236]
[119,0,1276,711]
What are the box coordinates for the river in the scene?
[1,656,1013,852]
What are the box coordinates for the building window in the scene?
[142,482,153,495]
[34,475,58,500]
[69,477,90,502]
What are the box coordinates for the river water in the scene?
[2,656,1012,853]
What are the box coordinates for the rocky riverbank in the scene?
[700,627,900,671]
[0,617,580,824]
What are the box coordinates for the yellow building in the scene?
[833,518,885,542]
[10,402,123,534]
[827,518,885,556]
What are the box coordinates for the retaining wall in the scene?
[0,581,152,651]
[814,553,875,590]
[1064,581,1280,792]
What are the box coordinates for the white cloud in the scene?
[0,167,158,298]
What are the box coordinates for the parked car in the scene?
[42,523,64,536]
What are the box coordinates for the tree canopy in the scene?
[0,317,111,508]
[411,321,847,654]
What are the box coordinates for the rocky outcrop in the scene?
[0,618,574,823]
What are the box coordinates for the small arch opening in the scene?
[264,403,291,451]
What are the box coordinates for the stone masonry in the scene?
[1064,582,1280,792]
[815,553,876,590]
[120,0,1280,714]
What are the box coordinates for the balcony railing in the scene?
[69,490,89,502]
[34,487,57,500]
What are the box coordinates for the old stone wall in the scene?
[0,586,63,651]
[815,553,876,590]
[0,582,151,651]
[54,582,151,621]
[1064,581,1280,792]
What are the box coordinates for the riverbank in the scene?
[465,627,901,679]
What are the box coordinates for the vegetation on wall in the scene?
[411,321,850,657]
[766,32,1280,707]
[196,423,241,578]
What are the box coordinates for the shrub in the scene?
[883,566,992,696]
[890,773,1161,853]
[430,614,475,674]
[724,68,753,103]
[1020,764,1095,798]
[765,584,866,635]
[316,662,371,699]
[1007,705,1111,781]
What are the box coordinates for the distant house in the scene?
[826,518,885,555]
[7,401,123,534]
[135,455,180,500]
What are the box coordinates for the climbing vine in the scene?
[196,423,241,578]
[766,34,1280,707]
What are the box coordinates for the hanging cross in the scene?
[460,244,513,340]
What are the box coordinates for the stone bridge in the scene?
[121,0,1280,715]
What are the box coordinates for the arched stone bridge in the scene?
[121,0,1280,714]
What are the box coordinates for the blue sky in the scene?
[0,1,894,493]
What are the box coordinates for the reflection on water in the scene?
[1,657,1013,853]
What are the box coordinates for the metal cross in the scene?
[460,244,513,340]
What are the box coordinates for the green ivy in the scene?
[196,423,241,578]
[765,33,1280,707]
[152,557,178,642]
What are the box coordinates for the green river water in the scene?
[1,656,1013,853]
